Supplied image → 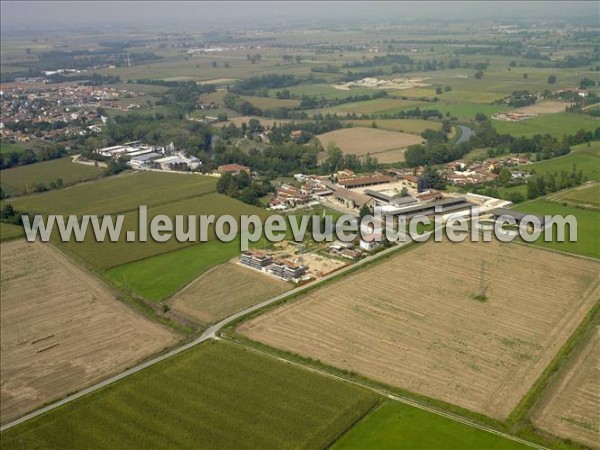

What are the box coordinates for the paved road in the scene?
[1,236,548,450]
[0,242,407,432]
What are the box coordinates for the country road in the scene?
[0,240,407,432]
[0,227,548,450]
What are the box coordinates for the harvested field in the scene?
[171,261,290,324]
[317,127,423,162]
[0,241,177,424]
[532,327,600,448]
[239,240,600,420]
[514,100,571,115]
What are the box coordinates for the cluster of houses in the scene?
[0,83,144,142]
[239,250,308,283]
[443,155,530,186]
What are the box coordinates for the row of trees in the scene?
[0,145,67,170]
[526,168,587,200]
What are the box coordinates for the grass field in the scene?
[57,192,269,270]
[531,327,599,448]
[549,183,600,208]
[333,402,529,450]
[1,341,379,449]
[106,239,244,302]
[423,102,508,120]
[493,112,599,138]
[515,199,600,259]
[1,157,105,196]
[317,127,423,162]
[524,142,600,182]
[0,240,177,423]
[239,95,301,110]
[239,240,600,420]
[269,83,375,100]
[8,171,217,216]
[309,98,424,116]
[344,118,442,135]
[170,261,291,324]
[514,100,571,115]
[0,223,24,242]
[0,141,27,154]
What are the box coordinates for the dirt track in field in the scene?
[239,240,600,420]
[0,241,178,424]
[171,262,291,325]
[532,327,600,448]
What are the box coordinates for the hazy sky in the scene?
[1,1,598,31]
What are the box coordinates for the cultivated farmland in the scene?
[1,157,104,196]
[56,192,270,270]
[531,327,600,448]
[239,240,600,420]
[9,171,217,216]
[317,127,423,163]
[1,341,379,449]
[333,401,529,450]
[344,118,442,135]
[0,240,177,423]
[549,182,600,208]
[171,261,291,324]
[516,199,600,259]
[513,100,571,115]
[492,112,599,138]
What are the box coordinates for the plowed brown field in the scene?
[239,240,600,420]
[0,241,178,424]
[532,327,600,448]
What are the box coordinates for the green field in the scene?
[493,113,599,138]
[523,142,600,182]
[333,402,528,450]
[1,157,105,196]
[309,97,424,116]
[515,199,600,259]
[8,171,217,215]
[239,95,301,109]
[0,141,27,154]
[0,222,24,242]
[423,102,508,120]
[269,83,376,100]
[551,183,600,208]
[56,192,269,270]
[106,239,244,302]
[1,341,378,450]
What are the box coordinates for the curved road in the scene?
[0,234,548,449]
[0,242,406,432]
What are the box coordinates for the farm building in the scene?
[333,188,374,210]
[360,232,383,251]
[337,175,394,189]
[218,163,250,175]
[489,208,550,233]
[379,197,475,224]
